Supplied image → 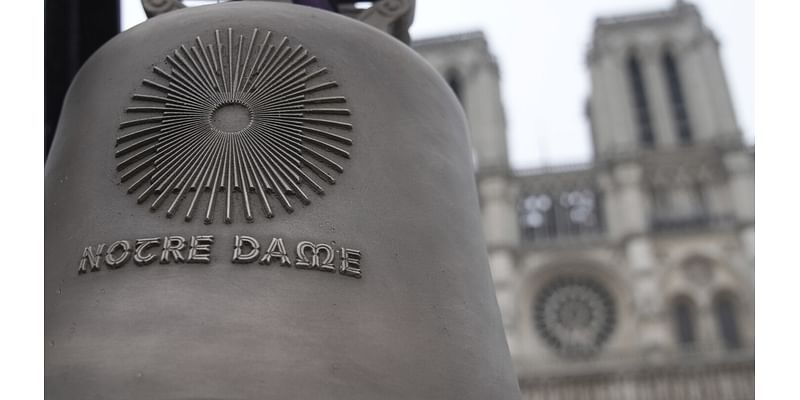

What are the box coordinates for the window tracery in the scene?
[533,277,616,358]
[519,189,603,241]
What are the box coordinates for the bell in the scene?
[45,1,520,399]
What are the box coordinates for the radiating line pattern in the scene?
[115,28,353,224]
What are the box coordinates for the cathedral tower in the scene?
[587,0,742,158]
[415,1,753,398]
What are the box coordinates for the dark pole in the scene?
[45,0,120,161]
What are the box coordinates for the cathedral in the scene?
[414,2,754,398]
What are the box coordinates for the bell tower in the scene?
[413,31,509,172]
[414,32,519,332]
[413,1,753,396]
[584,0,754,364]
[586,1,741,159]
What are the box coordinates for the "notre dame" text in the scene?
[78,234,362,279]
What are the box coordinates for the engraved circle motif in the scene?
[115,28,353,224]
[210,101,253,133]
[534,277,616,358]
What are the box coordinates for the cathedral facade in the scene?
[413,2,754,398]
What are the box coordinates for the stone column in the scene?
[596,171,621,240]
[699,33,740,140]
[723,151,755,264]
[464,60,508,172]
[695,290,719,350]
[589,51,639,157]
[612,163,648,235]
[613,163,665,350]
[478,174,519,332]
[680,38,718,142]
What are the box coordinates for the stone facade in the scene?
[413,2,754,399]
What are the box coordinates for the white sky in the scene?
[121,0,754,170]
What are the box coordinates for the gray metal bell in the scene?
[45,2,520,399]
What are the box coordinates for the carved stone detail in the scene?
[115,27,353,224]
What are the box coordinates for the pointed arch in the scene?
[444,68,464,103]
[713,291,742,350]
[671,295,697,348]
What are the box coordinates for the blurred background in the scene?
[46,0,755,398]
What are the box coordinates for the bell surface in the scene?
[45,2,520,399]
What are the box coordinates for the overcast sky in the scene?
[121,0,754,170]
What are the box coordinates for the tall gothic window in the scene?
[445,69,463,103]
[672,296,696,348]
[626,54,654,147]
[713,292,742,350]
[662,51,692,144]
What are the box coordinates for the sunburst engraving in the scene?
[115,28,352,224]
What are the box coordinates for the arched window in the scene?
[519,189,603,241]
[662,50,692,144]
[445,69,463,103]
[713,292,742,349]
[626,53,655,147]
[672,296,696,348]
